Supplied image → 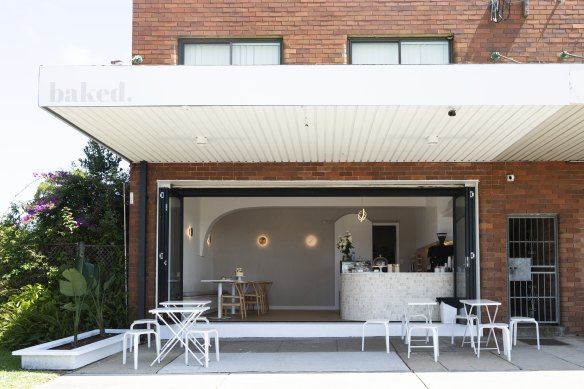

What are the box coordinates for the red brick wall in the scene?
[129,162,584,332]
[133,0,584,65]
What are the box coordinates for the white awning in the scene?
[39,64,584,163]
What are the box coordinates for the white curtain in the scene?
[401,41,449,64]
[232,43,280,65]
[351,42,399,64]
[183,44,230,65]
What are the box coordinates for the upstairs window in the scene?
[349,38,451,65]
[179,40,282,65]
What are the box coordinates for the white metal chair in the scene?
[130,319,160,349]
[510,316,540,350]
[123,329,160,369]
[185,328,220,367]
[361,319,391,353]
[476,323,511,361]
[407,324,439,362]
[401,303,429,343]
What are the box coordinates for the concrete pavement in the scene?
[37,335,584,388]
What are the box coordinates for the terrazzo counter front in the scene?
[340,273,453,321]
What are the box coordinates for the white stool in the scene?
[407,324,439,362]
[401,305,429,342]
[123,329,160,370]
[361,320,390,353]
[451,314,477,345]
[510,316,540,350]
[185,329,220,367]
[130,319,160,349]
[477,323,511,361]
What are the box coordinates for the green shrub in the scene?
[0,284,73,350]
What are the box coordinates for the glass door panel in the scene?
[454,187,477,299]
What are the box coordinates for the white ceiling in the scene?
[49,104,584,162]
[40,64,584,163]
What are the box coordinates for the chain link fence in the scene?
[0,242,129,349]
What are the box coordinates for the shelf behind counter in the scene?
[340,272,453,321]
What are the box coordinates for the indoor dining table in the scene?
[201,279,243,319]
[148,306,209,365]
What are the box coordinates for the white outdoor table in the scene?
[402,299,438,345]
[160,300,211,307]
[160,300,212,324]
[407,299,438,324]
[460,299,501,355]
[201,280,240,319]
[148,306,209,365]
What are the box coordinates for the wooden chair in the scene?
[221,282,247,318]
[244,281,265,315]
[257,281,273,313]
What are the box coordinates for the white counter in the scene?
[340,272,453,321]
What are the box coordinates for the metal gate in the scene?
[507,215,559,324]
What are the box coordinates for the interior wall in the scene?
[211,208,337,308]
[183,197,215,296]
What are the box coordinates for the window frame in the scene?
[178,38,284,65]
[347,37,453,65]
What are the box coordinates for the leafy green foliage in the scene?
[59,267,89,347]
[0,139,129,349]
[0,284,72,350]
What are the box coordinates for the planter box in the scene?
[12,329,126,370]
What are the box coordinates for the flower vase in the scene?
[342,254,351,261]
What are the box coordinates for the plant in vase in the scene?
[336,231,354,261]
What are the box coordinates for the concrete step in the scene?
[516,324,564,338]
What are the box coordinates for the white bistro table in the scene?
[160,300,212,324]
[402,299,438,344]
[148,306,209,365]
[201,280,239,319]
[406,298,438,324]
[160,300,211,308]
[460,299,501,354]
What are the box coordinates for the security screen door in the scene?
[507,215,559,323]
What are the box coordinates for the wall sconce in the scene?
[257,234,269,247]
[559,51,584,61]
[305,234,318,247]
[186,226,193,238]
[490,51,521,63]
[206,234,212,246]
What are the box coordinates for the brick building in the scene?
[40,1,584,333]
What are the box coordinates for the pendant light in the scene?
[357,196,367,222]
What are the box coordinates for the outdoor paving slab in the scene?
[70,346,182,375]
[530,345,584,368]
[221,339,283,353]
[277,338,339,352]
[510,347,584,371]
[396,352,448,372]
[159,351,409,373]
[433,350,519,372]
